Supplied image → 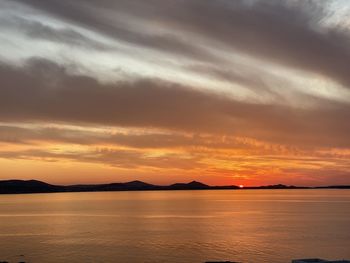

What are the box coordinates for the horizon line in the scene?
[1,178,350,189]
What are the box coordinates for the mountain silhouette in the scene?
[0,180,348,194]
[170,181,210,190]
[0,180,63,194]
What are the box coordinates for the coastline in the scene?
[0,179,349,195]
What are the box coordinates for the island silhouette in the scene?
[0,179,349,194]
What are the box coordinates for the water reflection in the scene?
[0,190,349,263]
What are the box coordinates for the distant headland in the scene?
[0,180,349,195]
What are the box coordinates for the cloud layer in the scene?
[1,58,349,148]
[0,0,349,185]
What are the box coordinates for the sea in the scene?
[0,189,349,263]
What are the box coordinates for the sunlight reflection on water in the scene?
[0,189,349,263]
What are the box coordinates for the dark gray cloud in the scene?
[12,0,350,88]
[5,0,221,64]
[0,58,350,148]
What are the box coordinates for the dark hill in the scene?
[256,184,297,189]
[124,180,157,189]
[0,180,63,194]
[1,179,348,195]
[169,181,210,190]
[0,180,216,194]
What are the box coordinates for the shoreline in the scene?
[0,179,349,195]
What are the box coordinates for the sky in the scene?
[0,0,350,186]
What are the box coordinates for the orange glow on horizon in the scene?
[1,124,350,187]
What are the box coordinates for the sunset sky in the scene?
[1,0,350,186]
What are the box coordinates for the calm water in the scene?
[0,190,349,263]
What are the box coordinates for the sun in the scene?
[239,185,244,189]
